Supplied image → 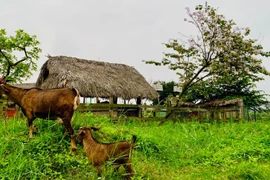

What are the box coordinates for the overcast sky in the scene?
[1,0,270,94]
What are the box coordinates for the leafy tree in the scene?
[152,81,176,105]
[145,3,270,109]
[185,78,269,110]
[0,29,41,83]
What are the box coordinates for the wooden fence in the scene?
[0,98,246,121]
[77,98,245,121]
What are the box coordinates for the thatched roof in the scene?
[199,98,243,108]
[36,56,158,99]
[171,98,244,108]
[14,83,36,89]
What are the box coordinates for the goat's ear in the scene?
[79,131,85,136]
[0,85,9,92]
[78,128,85,135]
[0,77,7,84]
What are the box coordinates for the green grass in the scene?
[0,112,270,179]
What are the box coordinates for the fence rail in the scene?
[77,103,245,121]
[0,99,246,121]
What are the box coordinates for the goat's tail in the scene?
[72,88,81,110]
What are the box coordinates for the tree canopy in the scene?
[152,81,177,105]
[0,29,41,83]
[145,3,270,109]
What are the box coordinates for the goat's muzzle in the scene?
[77,127,86,143]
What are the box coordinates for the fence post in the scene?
[254,109,257,121]
[109,96,114,118]
[136,97,142,117]
[238,99,244,120]
[246,105,250,121]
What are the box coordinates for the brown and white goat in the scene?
[77,126,136,179]
[0,77,80,152]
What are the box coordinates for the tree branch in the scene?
[186,72,213,90]
[0,46,31,78]
[0,49,12,78]
[14,45,31,65]
[0,49,9,61]
[180,64,210,98]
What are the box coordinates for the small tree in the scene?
[152,81,176,105]
[0,29,41,83]
[145,3,270,109]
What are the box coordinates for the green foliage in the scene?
[184,78,270,110]
[0,29,41,83]
[0,113,270,179]
[145,3,270,109]
[152,81,177,105]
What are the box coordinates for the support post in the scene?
[137,97,142,117]
[109,96,114,118]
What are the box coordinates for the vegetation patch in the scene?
[0,112,270,179]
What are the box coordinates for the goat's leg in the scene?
[57,117,64,124]
[70,134,76,152]
[124,161,134,179]
[62,117,76,152]
[114,165,120,172]
[26,118,35,139]
[29,126,33,139]
[96,165,103,178]
[29,124,38,138]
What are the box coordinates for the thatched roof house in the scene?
[36,56,158,100]
[14,83,36,89]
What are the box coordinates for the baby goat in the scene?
[77,126,136,179]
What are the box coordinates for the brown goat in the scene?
[0,77,80,152]
[77,126,136,179]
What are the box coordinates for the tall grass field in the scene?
[0,112,270,179]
